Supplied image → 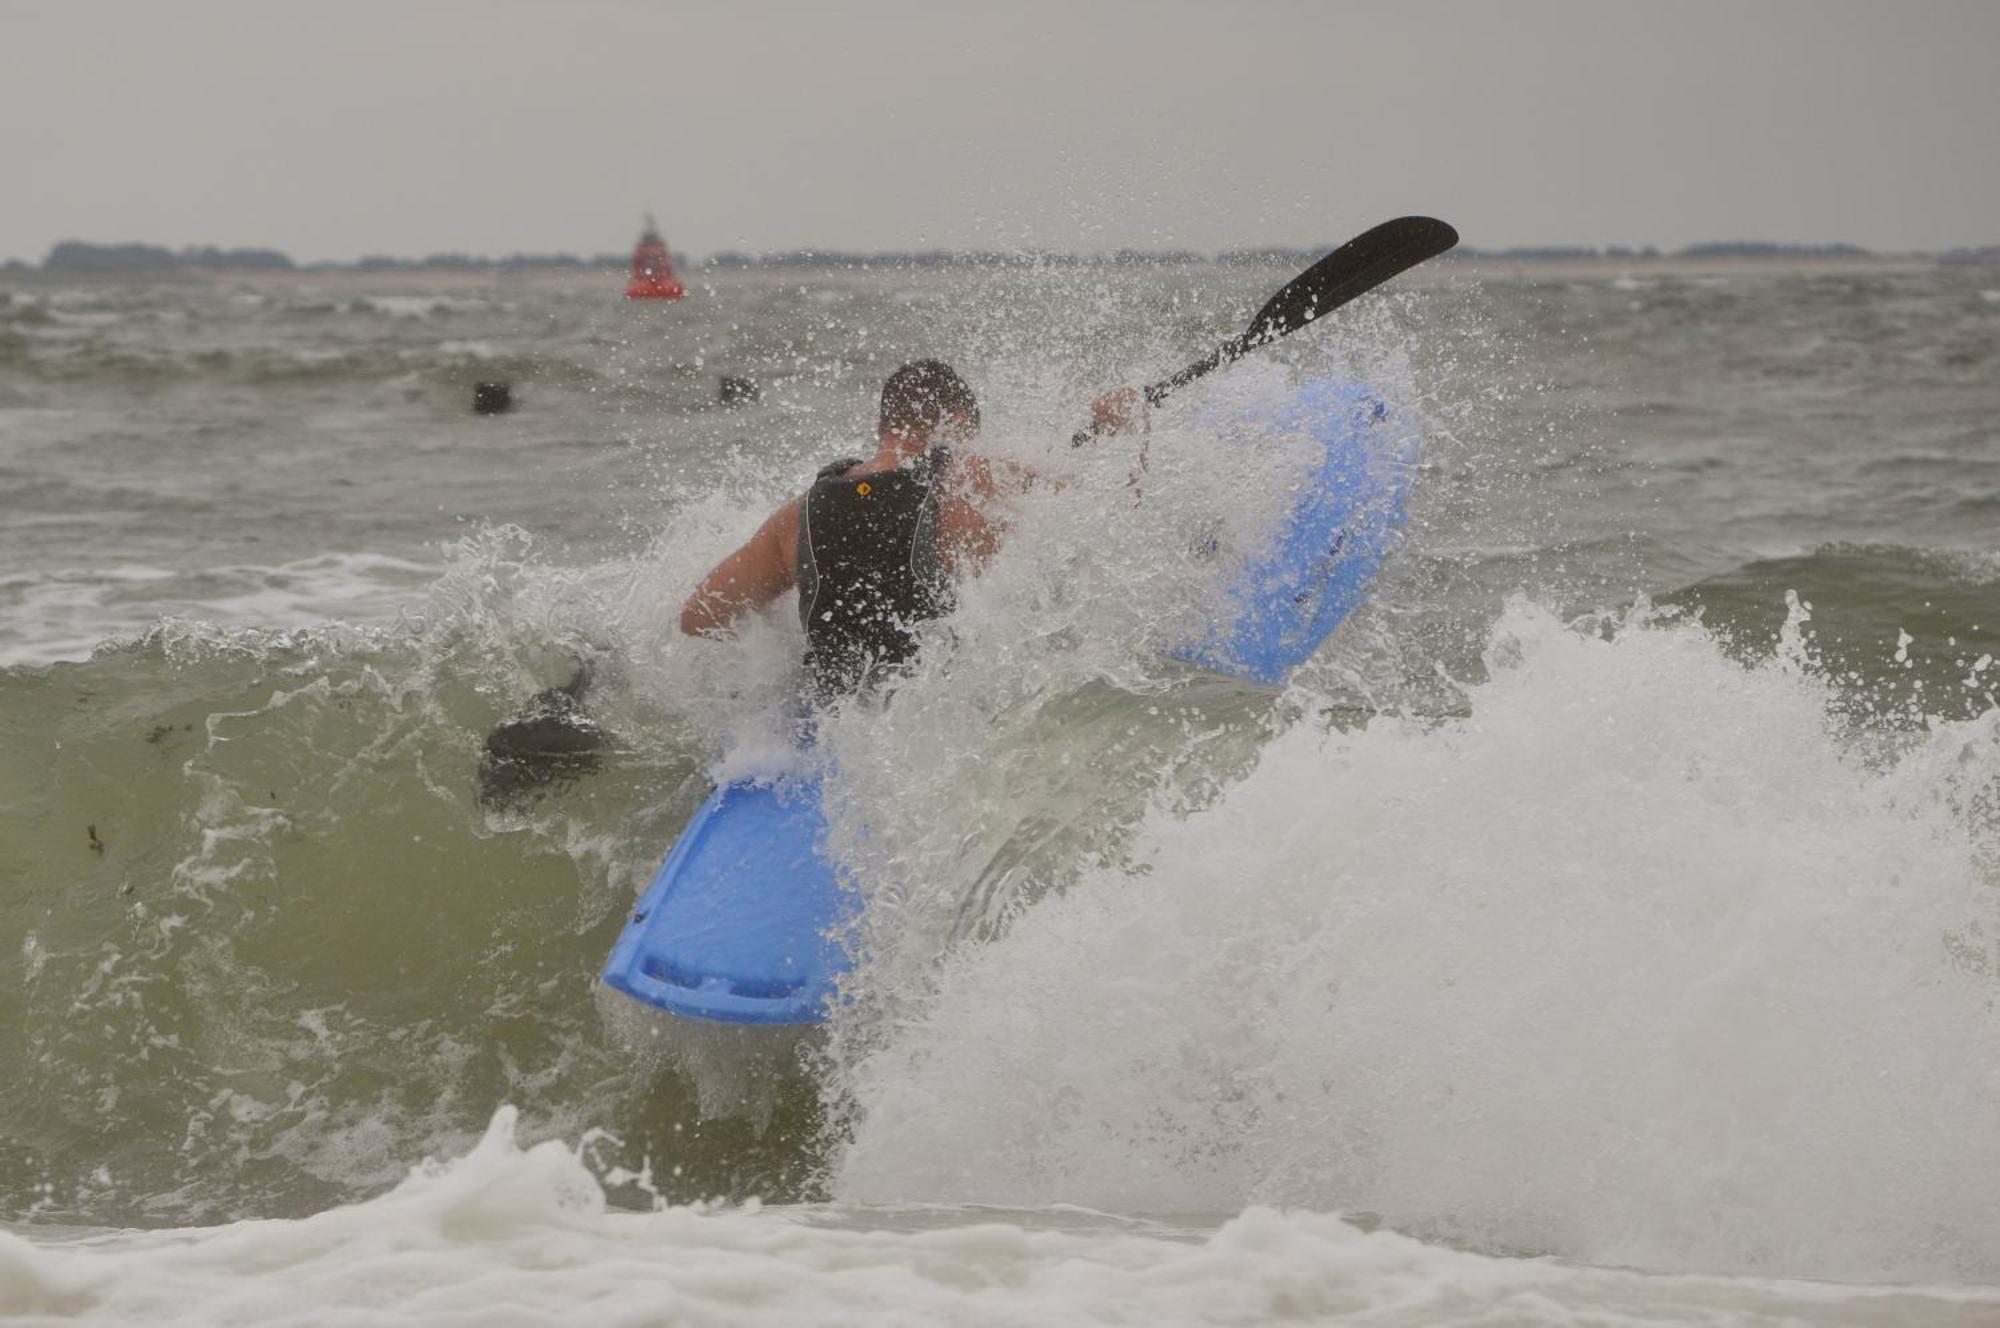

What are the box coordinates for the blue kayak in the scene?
[602,377,1418,1026]
[1169,377,1416,684]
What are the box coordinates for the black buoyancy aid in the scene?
[796,448,953,699]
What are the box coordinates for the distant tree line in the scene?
[352,253,632,271]
[1676,241,1870,258]
[39,242,642,273]
[700,249,1073,269]
[1447,245,1658,261]
[33,237,1996,274]
[45,241,296,270]
[703,240,1891,268]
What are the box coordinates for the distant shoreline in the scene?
[0,252,1974,293]
[7,239,1996,278]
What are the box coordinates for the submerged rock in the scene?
[472,381,513,415]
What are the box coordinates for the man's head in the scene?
[879,359,979,444]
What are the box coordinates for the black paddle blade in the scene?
[1243,215,1458,351]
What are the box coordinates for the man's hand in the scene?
[1089,386,1148,437]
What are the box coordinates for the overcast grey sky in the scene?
[4,0,1995,263]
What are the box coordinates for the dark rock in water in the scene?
[478,666,604,806]
[473,382,514,415]
[718,375,759,407]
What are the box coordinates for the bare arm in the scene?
[679,497,802,636]
[936,452,1034,576]
[937,391,1149,573]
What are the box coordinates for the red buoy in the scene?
[625,214,685,300]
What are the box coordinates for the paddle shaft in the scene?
[1072,215,1457,445]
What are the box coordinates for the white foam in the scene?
[830,597,2000,1284]
[0,554,441,666]
[6,1107,1994,1326]
[355,295,479,319]
[434,338,503,359]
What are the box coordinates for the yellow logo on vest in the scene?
[855,481,872,497]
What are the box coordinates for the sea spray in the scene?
[829,596,2000,1282]
[798,360,1415,1065]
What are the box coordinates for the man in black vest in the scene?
[680,361,1137,700]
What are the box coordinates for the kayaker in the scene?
[679,359,1140,699]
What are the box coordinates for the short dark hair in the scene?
[878,359,978,439]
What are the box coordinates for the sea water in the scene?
[1,258,1997,1324]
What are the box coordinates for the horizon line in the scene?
[10,237,2000,274]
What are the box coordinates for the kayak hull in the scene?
[602,778,847,1025]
